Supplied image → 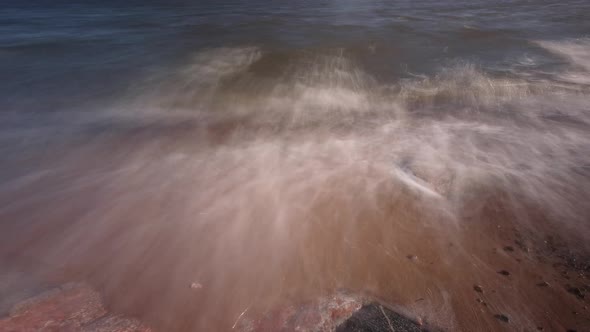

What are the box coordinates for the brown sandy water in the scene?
[1,42,590,331]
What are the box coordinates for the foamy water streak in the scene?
[1,44,590,330]
[537,38,590,85]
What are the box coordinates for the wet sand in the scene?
[1,121,588,331]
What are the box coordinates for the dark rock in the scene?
[503,246,514,252]
[473,285,484,293]
[498,270,510,276]
[493,314,509,323]
[567,287,585,299]
[537,327,543,331]
[336,303,422,332]
[537,281,550,287]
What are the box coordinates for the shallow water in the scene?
[1,1,590,331]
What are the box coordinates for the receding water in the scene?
[1,1,590,331]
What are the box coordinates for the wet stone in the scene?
[567,287,585,299]
[81,315,153,332]
[0,283,152,332]
[335,303,422,332]
[237,292,433,332]
[237,291,363,331]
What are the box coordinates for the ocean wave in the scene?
[536,38,590,85]
[2,45,590,331]
[127,48,560,124]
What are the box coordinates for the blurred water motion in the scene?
[1,1,590,331]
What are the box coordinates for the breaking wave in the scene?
[2,44,590,330]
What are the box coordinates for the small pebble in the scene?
[190,282,203,290]
[476,298,487,306]
[474,285,484,293]
[494,314,509,323]
[537,281,550,287]
[567,287,585,299]
[498,270,510,276]
[407,255,418,261]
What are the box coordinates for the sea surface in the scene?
[1,1,590,331]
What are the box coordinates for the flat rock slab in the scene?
[0,283,152,332]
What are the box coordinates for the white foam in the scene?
[536,38,590,85]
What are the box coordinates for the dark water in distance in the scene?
[2,0,589,112]
[2,1,590,331]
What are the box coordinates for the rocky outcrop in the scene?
[0,283,151,332]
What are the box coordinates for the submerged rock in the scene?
[0,283,152,332]
[336,303,423,332]
[493,314,509,323]
[567,286,585,300]
[236,291,428,332]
